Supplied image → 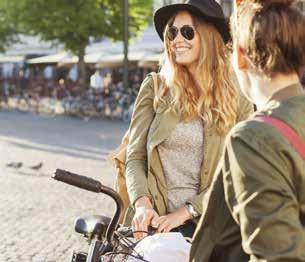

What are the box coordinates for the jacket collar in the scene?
[267,82,304,103]
[262,82,304,110]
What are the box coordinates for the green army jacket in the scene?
[124,73,253,225]
[190,83,305,262]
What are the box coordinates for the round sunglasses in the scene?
[167,25,196,41]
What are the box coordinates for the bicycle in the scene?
[52,169,154,262]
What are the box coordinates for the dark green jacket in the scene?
[124,73,253,225]
[190,83,305,262]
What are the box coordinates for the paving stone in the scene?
[0,111,127,261]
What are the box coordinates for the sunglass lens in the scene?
[167,26,178,41]
[181,26,195,41]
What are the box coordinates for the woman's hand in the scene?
[152,206,192,233]
[132,196,159,240]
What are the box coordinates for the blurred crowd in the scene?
[0,62,304,121]
[0,64,145,121]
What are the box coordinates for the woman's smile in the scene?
[175,46,191,53]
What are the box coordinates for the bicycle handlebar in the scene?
[53,169,102,193]
[52,168,124,246]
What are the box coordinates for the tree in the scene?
[0,2,19,52]
[6,0,153,89]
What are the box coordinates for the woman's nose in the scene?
[174,29,184,43]
[174,37,185,46]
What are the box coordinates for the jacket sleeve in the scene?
[223,131,305,261]
[125,75,156,206]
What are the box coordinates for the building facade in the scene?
[155,1,305,17]
[218,0,305,17]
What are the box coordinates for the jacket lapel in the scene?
[147,106,180,155]
[146,106,180,205]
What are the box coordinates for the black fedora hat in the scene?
[154,0,230,43]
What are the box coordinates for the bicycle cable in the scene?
[101,230,155,261]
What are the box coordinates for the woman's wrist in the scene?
[184,202,200,219]
[181,205,193,222]
[135,196,153,210]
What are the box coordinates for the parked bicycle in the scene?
[52,169,155,262]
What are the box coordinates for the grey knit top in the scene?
[157,118,204,212]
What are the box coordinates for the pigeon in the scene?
[6,162,23,169]
[28,162,43,170]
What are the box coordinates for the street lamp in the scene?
[123,0,129,89]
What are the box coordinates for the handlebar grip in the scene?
[53,169,102,193]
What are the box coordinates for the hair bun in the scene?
[258,0,295,8]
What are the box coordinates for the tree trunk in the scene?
[78,42,87,91]
[123,0,129,89]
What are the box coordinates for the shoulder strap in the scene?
[150,72,159,94]
[150,72,160,112]
[255,116,305,160]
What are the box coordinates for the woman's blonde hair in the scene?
[159,12,238,135]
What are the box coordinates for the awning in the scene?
[0,55,25,63]
[138,52,163,68]
[27,53,72,64]
[26,50,162,68]
[96,52,145,68]
[27,52,108,65]
[84,52,104,64]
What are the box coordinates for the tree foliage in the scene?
[6,0,153,54]
[0,1,19,52]
[5,0,152,88]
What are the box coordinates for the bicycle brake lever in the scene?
[117,226,133,238]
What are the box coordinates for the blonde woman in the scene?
[125,0,253,240]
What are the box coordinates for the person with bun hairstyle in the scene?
[190,0,305,261]
[124,0,253,242]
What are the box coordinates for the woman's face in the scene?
[169,11,201,70]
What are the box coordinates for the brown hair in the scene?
[231,0,305,76]
[159,11,238,135]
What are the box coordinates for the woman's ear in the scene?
[237,46,248,70]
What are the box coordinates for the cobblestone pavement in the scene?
[0,111,128,262]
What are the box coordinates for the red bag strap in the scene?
[255,116,305,160]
